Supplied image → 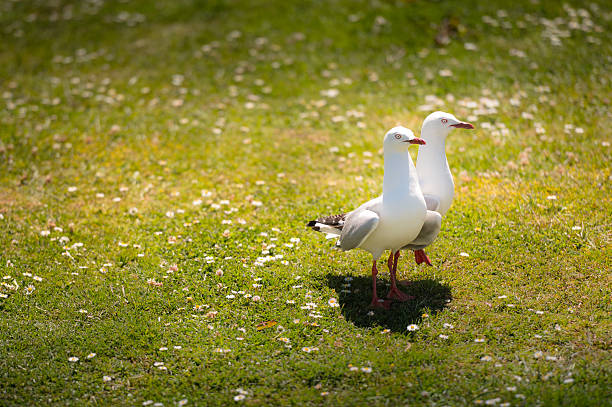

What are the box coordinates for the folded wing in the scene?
[423,194,441,212]
[401,210,441,251]
[338,209,380,251]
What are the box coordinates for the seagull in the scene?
[398,111,475,269]
[307,126,427,308]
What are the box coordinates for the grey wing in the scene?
[423,194,440,212]
[338,209,379,251]
[402,210,442,251]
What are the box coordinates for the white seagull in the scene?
[398,111,475,269]
[308,126,427,308]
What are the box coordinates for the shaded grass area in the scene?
[327,274,452,332]
[1,0,611,405]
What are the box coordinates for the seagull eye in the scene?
[441,118,448,124]
[394,134,402,139]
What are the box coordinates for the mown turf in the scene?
[1,0,611,406]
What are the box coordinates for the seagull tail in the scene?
[307,213,345,238]
[308,222,342,235]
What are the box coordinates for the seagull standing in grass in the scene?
[308,126,427,308]
[395,111,475,271]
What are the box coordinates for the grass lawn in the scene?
[1,0,611,405]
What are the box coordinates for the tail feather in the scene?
[312,223,342,235]
[307,213,346,237]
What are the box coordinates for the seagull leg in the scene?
[393,250,400,271]
[369,260,390,309]
[414,250,422,265]
[415,249,433,266]
[386,251,412,301]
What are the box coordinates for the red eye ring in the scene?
[394,134,402,139]
[441,118,448,124]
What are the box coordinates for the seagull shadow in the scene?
[325,274,452,333]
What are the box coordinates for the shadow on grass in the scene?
[326,274,452,333]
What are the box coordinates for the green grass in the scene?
[1,0,611,405]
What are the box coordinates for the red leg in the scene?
[370,260,390,309]
[387,251,394,272]
[415,249,432,266]
[386,251,412,301]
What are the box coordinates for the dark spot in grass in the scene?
[326,274,452,333]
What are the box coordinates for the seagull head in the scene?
[384,126,426,150]
[421,111,474,139]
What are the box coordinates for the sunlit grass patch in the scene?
[1,0,611,405]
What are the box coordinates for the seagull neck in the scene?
[383,149,419,197]
[416,135,449,174]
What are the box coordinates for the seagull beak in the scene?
[450,122,475,129]
[404,138,426,145]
